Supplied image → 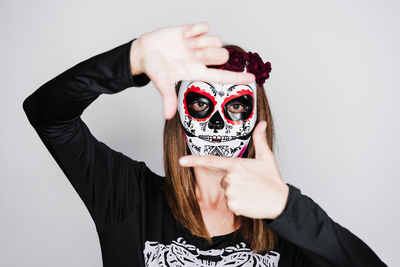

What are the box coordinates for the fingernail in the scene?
[179,157,188,165]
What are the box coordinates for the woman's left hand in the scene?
[179,121,290,220]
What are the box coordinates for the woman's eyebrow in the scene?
[203,82,216,91]
[187,81,215,89]
[227,84,253,92]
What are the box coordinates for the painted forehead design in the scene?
[183,81,256,97]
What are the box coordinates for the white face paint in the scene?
[177,80,257,157]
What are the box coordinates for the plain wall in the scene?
[1,0,398,266]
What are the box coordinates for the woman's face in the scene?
[177,80,257,157]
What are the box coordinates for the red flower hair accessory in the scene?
[208,47,272,87]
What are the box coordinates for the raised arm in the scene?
[178,119,387,266]
[23,38,150,126]
[263,184,388,267]
[23,38,151,232]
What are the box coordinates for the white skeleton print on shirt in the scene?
[143,237,280,266]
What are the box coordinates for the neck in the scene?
[194,166,227,207]
[193,165,241,232]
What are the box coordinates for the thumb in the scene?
[161,86,178,120]
[252,120,271,160]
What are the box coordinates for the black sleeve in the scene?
[263,183,388,267]
[22,38,152,233]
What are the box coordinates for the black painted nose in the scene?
[208,111,225,132]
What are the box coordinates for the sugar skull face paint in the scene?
[177,80,257,157]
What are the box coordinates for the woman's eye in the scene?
[227,103,246,113]
[189,101,208,112]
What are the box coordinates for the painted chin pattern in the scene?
[198,135,237,143]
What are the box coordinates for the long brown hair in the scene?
[163,44,279,253]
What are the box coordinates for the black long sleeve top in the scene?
[22,37,387,267]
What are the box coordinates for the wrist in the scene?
[130,37,144,76]
[273,182,290,219]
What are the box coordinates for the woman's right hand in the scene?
[129,21,256,120]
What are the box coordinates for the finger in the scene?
[183,21,210,38]
[179,155,234,171]
[194,46,228,65]
[200,67,256,86]
[160,87,178,120]
[252,120,272,160]
[187,35,223,49]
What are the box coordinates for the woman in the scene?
[23,22,386,266]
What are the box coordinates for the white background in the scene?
[1,0,398,266]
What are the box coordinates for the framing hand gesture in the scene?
[179,121,290,220]
[130,21,256,119]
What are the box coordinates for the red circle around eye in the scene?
[221,89,255,125]
[183,85,217,121]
